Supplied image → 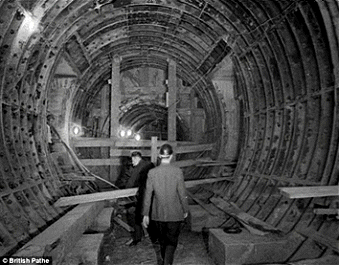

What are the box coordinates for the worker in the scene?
[142,144,189,265]
[124,151,154,246]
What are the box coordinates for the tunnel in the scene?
[0,0,338,264]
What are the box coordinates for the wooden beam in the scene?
[168,59,177,142]
[185,177,233,188]
[61,173,96,181]
[210,197,282,236]
[196,160,237,167]
[54,188,138,207]
[80,158,121,166]
[151,136,158,164]
[175,143,214,153]
[81,158,196,167]
[279,186,339,198]
[113,217,134,232]
[313,208,339,215]
[172,159,199,168]
[186,190,218,216]
[110,55,121,138]
[15,202,104,263]
[296,227,339,253]
[54,177,232,207]
[109,149,151,157]
[72,138,197,148]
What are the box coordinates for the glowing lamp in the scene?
[72,125,81,135]
[134,133,141,141]
[119,130,126,137]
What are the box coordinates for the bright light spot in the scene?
[119,130,126,137]
[73,126,81,135]
[127,129,132,137]
[21,10,40,35]
[134,133,141,141]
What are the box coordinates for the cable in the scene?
[50,125,119,189]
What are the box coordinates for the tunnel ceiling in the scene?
[0,0,339,259]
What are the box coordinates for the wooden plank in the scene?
[210,197,282,236]
[80,158,229,167]
[151,136,158,164]
[73,138,116,147]
[73,137,197,148]
[113,217,134,232]
[81,158,195,167]
[313,208,339,215]
[168,59,177,142]
[196,160,237,167]
[185,177,233,188]
[296,227,339,253]
[186,190,218,216]
[110,149,151,157]
[175,143,214,153]
[15,202,104,264]
[111,55,120,138]
[54,188,138,207]
[54,177,231,207]
[61,173,96,181]
[80,158,121,166]
[279,185,339,198]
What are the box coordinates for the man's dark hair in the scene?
[131,151,142,158]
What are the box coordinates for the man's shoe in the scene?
[125,238,134,246]
[128,239,140,247]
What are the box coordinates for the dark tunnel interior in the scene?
[0,0,338,263]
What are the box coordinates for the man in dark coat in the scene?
[124,151,154,246]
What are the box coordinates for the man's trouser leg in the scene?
[148,221,163,265]
[155,221,182,265]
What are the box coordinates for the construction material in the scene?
[185,177,233,188]
[210,197,282,236]
[187,190,218,216]
[90,208,114,232]
[209,229,304,265]
[15,202,105,265]
[54,177,231,207]
[54,188,138,207]
[113,217,134,232]
[61,234,104,265]
[313,208,339,215]
[51,125,119,189]
[279,185,339,198]
[189,204,225,232]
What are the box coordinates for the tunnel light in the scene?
[21,10,40,35]
[72,125,81,136]
[126,129,132,137]
[134,133,141,141]
[119,129,126,137]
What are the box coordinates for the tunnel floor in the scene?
[98,221,215,265]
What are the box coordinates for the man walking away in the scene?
[142,144,189,265]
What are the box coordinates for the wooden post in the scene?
[110,55,121,183]
[111,55,121,138]
[190,89,197,141]
[100,85,109,163]
[100,84,109,136]
[167,59,177,143]
[151,136,158,164]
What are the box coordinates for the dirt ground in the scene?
[99,221,216,265]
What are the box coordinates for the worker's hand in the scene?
[143,215,149,228]
[184,212,188,219]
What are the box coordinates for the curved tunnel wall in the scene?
[0,0,338,260]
